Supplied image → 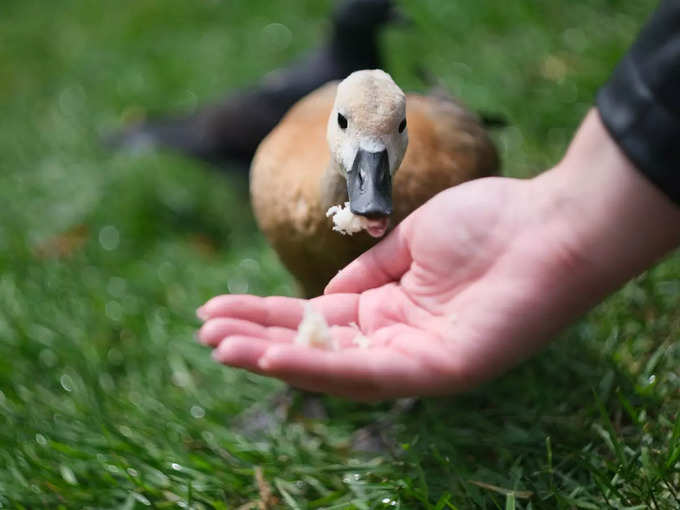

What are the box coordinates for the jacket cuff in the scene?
[597,55,680,206]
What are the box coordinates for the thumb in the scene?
[325,220,413,294]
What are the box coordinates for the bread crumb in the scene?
[295,303,333,349]
[326,202,369,235]
[352,333,371,349]
[348,322,371,348]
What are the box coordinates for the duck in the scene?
[109,0,406,168]
[250,69,499,297]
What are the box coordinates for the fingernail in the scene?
[323,279,336,295]
[213,340,240,363]
[211,345,230,362]
[195,329,209,345]
[257,356,272,370]
[196,306,209,321]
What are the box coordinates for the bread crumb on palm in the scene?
[295,303,334,349]
[326,202,369,235]
[352,333,371,349]
[349,321,371,348]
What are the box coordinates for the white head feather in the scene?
[326,70,408,177]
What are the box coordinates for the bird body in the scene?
[251,71,499,297]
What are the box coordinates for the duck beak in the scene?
[347,148,392,218]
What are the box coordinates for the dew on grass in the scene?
[58,84,86,117]
[227,273,249,294]
[261,22,292,52]
[240,257,261,274]
[562,27,588,52]
[106,300,123,321]
[171,371,191,388]
[99,225,120,251]
[343,473,361,483]
[39,348,57,367]
[128,391,143,407]
[99,373,115,392]
[60,374,74,392]
[134,493,151,506]
[107,276,127,297]
[60,464,78,485]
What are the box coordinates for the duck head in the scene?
[326,69,408,238]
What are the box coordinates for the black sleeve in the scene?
[596,0,680,205]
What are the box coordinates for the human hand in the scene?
[196,176,581,400]
[197,111,680,401]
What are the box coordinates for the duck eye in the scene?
[398,118,407,133]
[337,113,348,130]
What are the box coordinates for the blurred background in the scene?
[2,0,679,508]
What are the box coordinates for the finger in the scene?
[325,222,412,295]
[198,295,303,327]
[211,324,374,365]
[197,318,295,347]
[197,294,359,328]
[257,344,427,398]
[278,375,387,402]
[212,336,271,372]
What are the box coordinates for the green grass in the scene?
[1,0,678,507]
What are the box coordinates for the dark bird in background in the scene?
[109,0,406,168]
[414,65,508,129]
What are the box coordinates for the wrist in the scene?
[531,109,680,307]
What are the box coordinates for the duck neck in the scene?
[320,161,348,212]
[329,29,381,69]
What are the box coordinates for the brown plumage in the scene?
[251,76,499,297]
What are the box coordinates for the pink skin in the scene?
[363,217,389,238]
[197,110,680,401]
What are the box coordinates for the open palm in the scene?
[197,175,588,400]
[198,111,680,400]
